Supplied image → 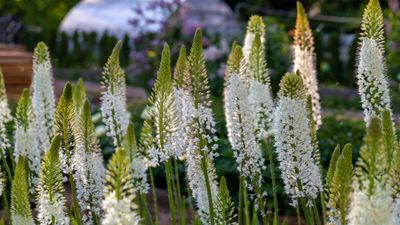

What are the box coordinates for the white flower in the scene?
[272,96,322,206]
[100,90,130,147]
[224,74,264,189]
[356,38,391,125]
[11,213,35,225]
[102,191,141,225]
[293,45,321,128]
[32,46,56,152]
[14,123,41,192]
[73,149,105,224]
[348,184,394,225]
[180,90,220,225]
[131,154,149,194]
[392,197,400,225]
[0,117,10,157]
[248,79,274,139]
[37,191,69,225]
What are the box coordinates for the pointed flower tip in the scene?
[83,99,90,113]
[34,42,49,63]
[21,88,30,98]
[297,1,306,15]
[342,143,352,157]
[279,72,306,99]
[248,15,265,33]
[162,43,171,57]
[62,82,73,100]
[193,29,203,46]
[179,45,187,58]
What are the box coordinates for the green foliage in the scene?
[11,157,33,221]
[215,177,236,225]
[360,0,384,50]
[104,148,135,201]
[79,100,100,155]
[72,78,87,115]
[327,144,353,225]
[278,72,306,99]
[38,135,64,203]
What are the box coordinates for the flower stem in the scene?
[265,138,279,225]
[200,149,215,225]
[242,177,251,225]
[149,168,159,224]
[165,160,177,225]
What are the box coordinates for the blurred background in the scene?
[0,0,399,218]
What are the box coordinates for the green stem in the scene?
[299,197,314,225]
[319,192,326,225]
[69,173,82,225]
[295,207,301,225]
[140,193,155,225]
[149,169,159,225]
[242,178,251,225]
[173,159,185,224]
[266,139,279,225]
[2,186,11,224]
[165,160,177,225]
[200,149,215,225]
[238,176,244,225]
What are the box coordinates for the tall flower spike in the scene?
[185,29,220,225]
[102,148,140,225]
[215,177,237,225]
[0,68,11,122]
[0,68,11,158]
[73,100,105,224]
[147,43,182,162]
[53,82,77,176]
[272,72,323,206]
[349,116,394,225]
[247,33,274,138]
[32,42,56,152]
[124,123,149,194]
[243,15,265,60]
[293,2,322,128]
[356,0,391,125]
[11,157,35,225]
[14,89,41,191]
[36,135,69,225]
[100,41,130,147]
[326,144,353,225]
[224,45,264,190]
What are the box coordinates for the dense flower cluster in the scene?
[100,42,130,147]
[356,38,391,124]
[102,191,141,225]
[31,43,56,152]
[348,184,394,225]
[224,73,264,189]
[37,191,69,225]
